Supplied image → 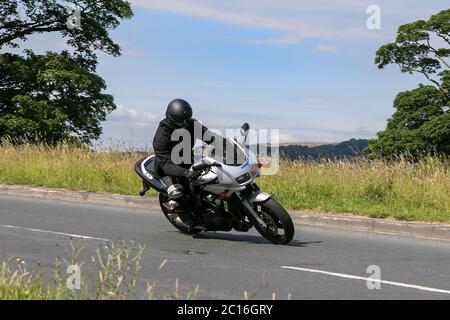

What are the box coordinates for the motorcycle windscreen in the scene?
[208,137,247,167]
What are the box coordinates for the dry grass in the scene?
[0,141,449,222]
[0,240,147,300]
[258,157,450,222]
[0,240,202,300]
[0,140,149,195]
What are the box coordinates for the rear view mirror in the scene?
[240,123,250,137]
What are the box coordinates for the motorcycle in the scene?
[134,123,294,245]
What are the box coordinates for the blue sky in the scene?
[7,1,450,146]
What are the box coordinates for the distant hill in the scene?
[278,141,337,148]
[265,139,370,160]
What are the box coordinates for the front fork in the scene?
[236,191,271,228]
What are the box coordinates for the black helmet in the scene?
[166,99,193,128]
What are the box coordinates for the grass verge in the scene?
[0,240,201,300]
[0,142,449,223]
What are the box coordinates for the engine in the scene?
[200,193,231,231]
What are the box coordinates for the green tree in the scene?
[0,51,114,143]
[0,0,133,61]
[367,9,450,158]
[0,0,133,143]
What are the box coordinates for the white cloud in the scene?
[130,0,376,42]
[102,105,378,146]
[130,0,450,45]
[313,44,337,53]
[107,104,160,126]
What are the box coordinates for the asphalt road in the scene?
[1,194,449,299]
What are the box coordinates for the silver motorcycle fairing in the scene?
[187,132,273,230]
[196,138,261,191]
[200,162,256,194]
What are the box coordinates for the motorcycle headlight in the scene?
[236,172,251,184]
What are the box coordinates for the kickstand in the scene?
[139,180,150,196]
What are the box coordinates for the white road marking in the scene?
[0,224,111,242]
[281,266,450,295]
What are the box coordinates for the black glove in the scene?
[185,170,201,181]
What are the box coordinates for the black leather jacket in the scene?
[152,118,211,178]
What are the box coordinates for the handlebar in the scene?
[191,162,222,172]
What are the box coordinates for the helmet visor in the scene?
[170,115,192,128]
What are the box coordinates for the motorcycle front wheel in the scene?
[252,199,295,245]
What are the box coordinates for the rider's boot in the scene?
[164,179,205,232]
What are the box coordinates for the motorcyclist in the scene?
[152,99,213,231]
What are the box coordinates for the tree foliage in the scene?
[0,0,133,143]
[0,51,115,143]
[0,0,133,62]
[367,9,450,158]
